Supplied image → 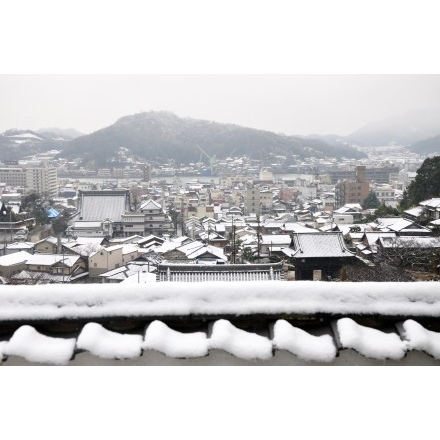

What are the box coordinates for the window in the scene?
[94,263,97,267]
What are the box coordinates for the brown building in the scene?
[335,166,370,209]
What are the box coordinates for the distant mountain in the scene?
[59,111,365,168]
[410,134,440,156]
[0,129,65,161]
[346,108,440,147]
[37,127,84,140]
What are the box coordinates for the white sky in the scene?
[1,2,440,138]
[1,74,440,136]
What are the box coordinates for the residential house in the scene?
[88,244,140,278]
[0,251,32,278]
[13,253,87,283]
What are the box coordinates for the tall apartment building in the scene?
[335,166,370,209]
[243,187,274,215]
[0,166,58,198]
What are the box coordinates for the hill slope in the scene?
[346,108,440,147]
[410,134,440,156]
[60,111,365,167]
[0,129,65,161]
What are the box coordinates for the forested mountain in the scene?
[59,111,365,167]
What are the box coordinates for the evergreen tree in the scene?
[362,191,380,209]
[403,156,440,207]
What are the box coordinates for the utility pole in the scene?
[257,214,261,263]
[10,210,13,243]
[231,216,236,264]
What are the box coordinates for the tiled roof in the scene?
[290,232,354,258]
[140,199,162,211]
[24,254,81,267]
[79,191,129,222]
[0,251,32,266]
[2,318,440,365]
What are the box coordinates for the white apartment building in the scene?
[373,184,396,206]
[0,166,57,198]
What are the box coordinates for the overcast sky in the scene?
[1,75,439,136]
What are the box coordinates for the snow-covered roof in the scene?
[25,254,80,267]
[140,199,162,211]
[379,236,440,249]
[79,191,128,222]
[261,234,291,245]
[419,198,440,209]
[143,320,208,358]
[6,242,35,250]
[72,221,104,229]
[282,222,317,233]
[334,318,406,360]
[273,320,336,362]
[3,316,440,365]
[0,251,32,266]
[290,232,354,259]
[404,206,424,218]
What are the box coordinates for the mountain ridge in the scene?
[59,111,365,167]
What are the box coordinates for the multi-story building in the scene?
[0,166,57,198]
[373,184,396,206]
[335,166,370,209]
[243,187,261,215]
[122,199,174,237]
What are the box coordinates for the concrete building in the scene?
[335,166,370,208]
[0,166,57,198]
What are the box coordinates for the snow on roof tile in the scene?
[76,323,143,360]
[209,319,272,360]
[397,320,440,359]
[273,320,337,362]
[143,320,208,358]
[3,325,76,365]
[334,318,407,360]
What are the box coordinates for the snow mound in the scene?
[209,319,273,360]
[273,320,336,362]
[399,320,440,359]
[3,325,75,365]
[143,320,208,358]
[336,318,407,360]
[76,323,142,359]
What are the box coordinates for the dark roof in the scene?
[290,232,354,259]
